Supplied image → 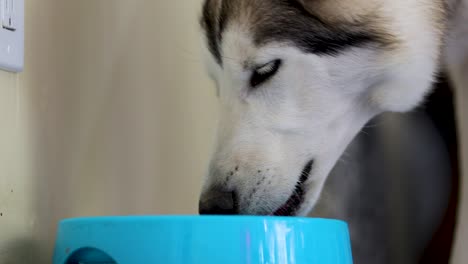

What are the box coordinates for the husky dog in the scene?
[198,0,468,262]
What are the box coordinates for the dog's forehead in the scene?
[200,0,394,66]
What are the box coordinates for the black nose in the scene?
[199,190,238,215]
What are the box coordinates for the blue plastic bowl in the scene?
[53,216,353,264]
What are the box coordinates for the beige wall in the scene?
[451,62,468,263]
[448,1,468,261]
[0,0,217,263]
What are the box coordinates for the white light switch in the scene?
[0,0,23,72]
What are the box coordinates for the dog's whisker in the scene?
[359,129,370,136]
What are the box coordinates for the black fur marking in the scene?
[200,0,383,65]
[218,0,230,49]
[200,0,222,65]
[254,1,378,56]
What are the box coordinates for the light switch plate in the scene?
[0,0,23,72]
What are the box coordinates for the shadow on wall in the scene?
[0,238,42,263]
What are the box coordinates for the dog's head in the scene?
[198,0,445,216]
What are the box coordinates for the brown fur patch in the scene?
[298,0,383,24]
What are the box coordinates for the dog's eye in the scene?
[250,59,282,88]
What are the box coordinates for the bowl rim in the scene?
[58,215,348,226]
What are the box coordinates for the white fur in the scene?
[202,27,385,215]
[369,0,443,112]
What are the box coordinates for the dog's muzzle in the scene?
[199,160,314,216]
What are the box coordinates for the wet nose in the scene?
[199,189,238,215]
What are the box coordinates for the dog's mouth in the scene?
[273,160,314,216]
